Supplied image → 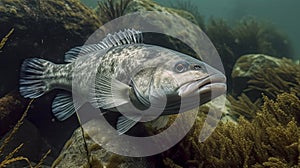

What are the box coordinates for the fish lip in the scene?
[177,73,227,97]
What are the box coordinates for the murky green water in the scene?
[82,0,300,59]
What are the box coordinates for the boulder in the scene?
[0,90,28,136]
[231,54,285,97]
[51,127,158,168]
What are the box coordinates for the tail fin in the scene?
[19,58,53,98]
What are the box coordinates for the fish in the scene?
[19,29,226,134]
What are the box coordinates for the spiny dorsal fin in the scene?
[64,29,143,63]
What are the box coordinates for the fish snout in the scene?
[178,73,226,97]
[198,73,227,95]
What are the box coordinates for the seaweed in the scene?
[206,19,236,72]
[205,17,293,93]
[206,17,293,61]
[227,93,261,120]
[167,0,205,29]
[1,101,37,167]
[0,28,14,50]
[162,93,300,167]
[97,0,132,24]
[0,91,29,136]
[246,58,300,99]
[233,18,293,58]
[0,100,51,168]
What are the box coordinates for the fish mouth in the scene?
[178,73,227,98]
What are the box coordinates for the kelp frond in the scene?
[97,0,132,24]
[0,28,14,50]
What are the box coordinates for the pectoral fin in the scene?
[150,116,170,130]
[116,116,140,135]
[131,79,150,107]
[91,76,131,109]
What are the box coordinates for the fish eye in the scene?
[175,62,188,73]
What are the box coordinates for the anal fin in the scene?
[52,93,76,121]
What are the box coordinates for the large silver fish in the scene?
[19,29,226,134]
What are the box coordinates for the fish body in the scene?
[19,29,226,134]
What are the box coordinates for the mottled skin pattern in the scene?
[46,43,223,115]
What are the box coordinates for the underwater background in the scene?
[82,0,300,59]
[0,0,299,167]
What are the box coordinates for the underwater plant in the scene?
[246,58,300,99]
[0,100,51,168]
[227,93,261,120]
[206,19,236,73]
[0,101,33,167]
[166,0,205,29]
[0,29,14,50]
[233,18,293,58]
[205,18,237,92]
[97,0,132,24]
[0,30,51,167]
[162,93,300,167]
[205,17,293,93]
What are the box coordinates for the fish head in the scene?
[128,47,226,116]
[148,51,227,115]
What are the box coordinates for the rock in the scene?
[231,54,283,96]
[232,54,282,78]
[124,0,198,25]
[53,103,230,168]
[0,119,56,167]
[124,0,201,58]
[96,0,198,25]
[0,90,29,136]
[52,126,159,168]
[0,0,101,96]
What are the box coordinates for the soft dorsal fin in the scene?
[64,29,143,63]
